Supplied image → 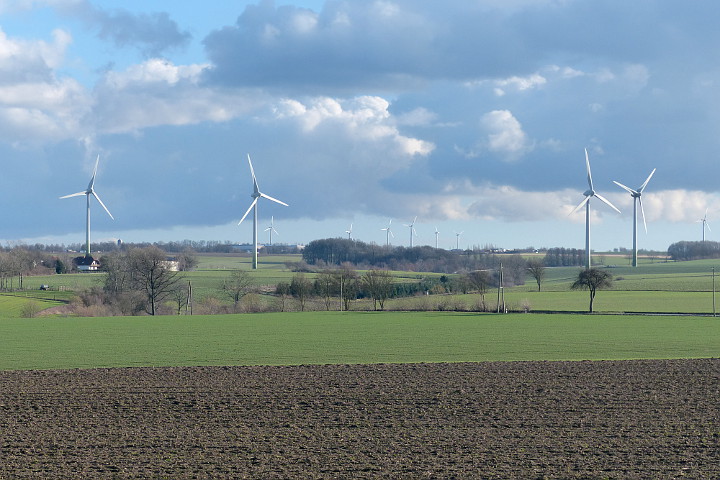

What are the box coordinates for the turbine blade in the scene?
[594,193,621,214]
[638,168,656,193]
[613,180,636,195]
[259,192,289,206]
[247,154,257,182]
[59,191,87,199]
[92,191,114,220]
[639,197,648,234]
[707,222,712,232]
[88,154,100,190]
[570,195,591,215]
[238,198,258,225]
[584,148,594,191]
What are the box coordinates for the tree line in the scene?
[667,241,720,261]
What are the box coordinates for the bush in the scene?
[21,301,42,318]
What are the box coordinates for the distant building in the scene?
[74,256,101,272]
[232,244,265,253]
[162,259,180,271]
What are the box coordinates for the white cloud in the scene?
[104,58,206,88]
[272,95,435,156]
[93,59,267,133]
[480,110,532,159]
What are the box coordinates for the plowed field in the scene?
[1,359,718,478]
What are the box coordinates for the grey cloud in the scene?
[59,1,191,57]
[201,0,720,92]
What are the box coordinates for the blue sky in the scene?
[1,0,719,252]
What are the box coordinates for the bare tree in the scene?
[332,264,359,311]
[177,248,199,271]
[571,268,613,313]
[362,269,394,311]
[127,246,182,315]
[465,270,490,309]
[222,270,254,311]
[526,258,546,292]
[315,270,335,310]
[290,273,312,311]
[275,281,291,312]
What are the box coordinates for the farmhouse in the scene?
[74,256,101,272]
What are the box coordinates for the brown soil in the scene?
[1,359,718,479]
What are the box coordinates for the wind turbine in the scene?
[345,223,353,240]
[613,168,656,267]
[264,216,279,246]
[700,209,711,241]
[570,149,621,269]
[454,231,463,250]
[238,154,288,269]
[381,219,394,246]
[434,227,439,249]
[59,155,114,258]
[404,216,418,247]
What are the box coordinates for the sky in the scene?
[1,0,720,252]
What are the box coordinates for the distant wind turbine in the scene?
[404,216,418,247]
[570,149,621,269]
[613,168,656,267]
[345,223,353,240]
[59,155,114,258]
[454,231,463,250]
[381,219,394,246]
[700,209,711,242]
[434,227,439,249]
[264,216,279,246]
[238,154,288,269]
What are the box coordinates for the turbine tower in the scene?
[59,155,114,258]
[454,231,463,250]
[264,216,279,246]
[345,223,353,240]
[404,216,418,247]
[434,227,439,249]
[238,154,288,269]
[700,209,711,241]
[613,168,656,267]
[570,149,621,269]
[381,219,394,246]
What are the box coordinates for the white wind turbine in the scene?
[59,155,114,258]
[404,216,418,247]
[264,216,279,246]
[345,223,353,240]
[570,149,621,270]
[381,219,394,246]
[238,154,288,269]
[613,168,656,267]
[699,209,711,242]
[434,227,439,249]
[454,231,463,250]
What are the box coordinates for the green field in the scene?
[6,255,720,316]
[0,312,718,371]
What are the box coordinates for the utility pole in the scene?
[186,280,193,315]
[496,263,505,313]
[713,267,716,317]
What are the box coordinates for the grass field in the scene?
[0,311,718,370]
[6,256,720,316]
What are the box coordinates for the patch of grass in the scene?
[0,312,718,371]
[0,292,71,318]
